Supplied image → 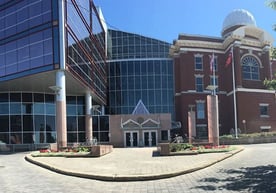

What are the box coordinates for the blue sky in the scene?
[94,0,276,45]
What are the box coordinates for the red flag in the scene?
[225,50,232,67]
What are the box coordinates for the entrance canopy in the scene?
[121,117,160,129]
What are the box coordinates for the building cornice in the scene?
[236,88,275,94]
[171,26,273,57]
[227,88,275,96]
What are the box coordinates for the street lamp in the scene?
[49,85,62,95]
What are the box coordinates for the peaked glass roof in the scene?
[132,99,150,115]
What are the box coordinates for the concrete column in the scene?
[56,70,67,149]
[207,95,219,146]
[55,0,67,150]
[188,110,196,144]
[85,92,93,142]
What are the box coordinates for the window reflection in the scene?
[92,115,110,142]
[0,93,65,144]
[0,92,88,144]
[0,29,53,78]
[0,0,52,40]
[10,115,21,132]
[107,30,174,117]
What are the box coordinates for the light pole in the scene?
[242,119,247,134]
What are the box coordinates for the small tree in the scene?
[271,47,276,59]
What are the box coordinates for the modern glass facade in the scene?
[0,0,58,81]
[0,92,56,145]
[66,95,85,143]
[66,0,107,104]
[92,115,109,142]
[107,30,174,118]
[0,0,108,147]
[0,92,90,145]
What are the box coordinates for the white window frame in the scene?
[195,74,204,92]
[259,103,269,117]
[194,54,203,71]
[196,100,205,119]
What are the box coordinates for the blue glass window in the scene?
[34,103,45,114]
[0,103,9,114]
[1,0,52,40]
[10,103,22,114]
[1,29,53,78]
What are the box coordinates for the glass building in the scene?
[107,30,175,118]
[0,0,107,149]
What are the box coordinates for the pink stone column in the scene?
[56,70,67,149]
[207,95,219,146]
[55,0,67,150]
[188,110,196,144]
[85,92,93,142]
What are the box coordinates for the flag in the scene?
[225,49,232,67]
[210,53,215,73]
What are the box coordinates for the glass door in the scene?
[151,131,157,146]
[143,131,157,147]
[132,132,138,147]
[144,132,149,147]
[125,131,139,147]
[125,132,131,147]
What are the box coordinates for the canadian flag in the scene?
[225,49,232,67]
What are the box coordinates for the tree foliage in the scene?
[264,1,276,89]
[271,47,276,59]
[264,77,276,90]
[267,0,276,30]
[266,0,276,10]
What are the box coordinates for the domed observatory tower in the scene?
[222,9,257,38]
[221,9,275,135]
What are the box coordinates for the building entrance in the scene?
[143,131,157,147]
[124,131,138,147]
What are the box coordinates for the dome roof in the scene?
[222,9,256,33]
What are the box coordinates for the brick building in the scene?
[171,9,275,139]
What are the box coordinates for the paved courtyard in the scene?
[0,143,276,193]
[25,146,242,181]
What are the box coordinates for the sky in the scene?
[93,0,276,45]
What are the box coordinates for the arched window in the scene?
[241,56,260,80]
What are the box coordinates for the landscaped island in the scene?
[159,143,236,156]
[31,144,113,157]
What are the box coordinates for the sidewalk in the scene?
[25,146,243,181]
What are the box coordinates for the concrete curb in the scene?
[25,146,244,182]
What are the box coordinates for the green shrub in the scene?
[169,143,193,152]
[76,146,90,152]
[220,132,276,139]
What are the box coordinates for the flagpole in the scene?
[231,46,238,138]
